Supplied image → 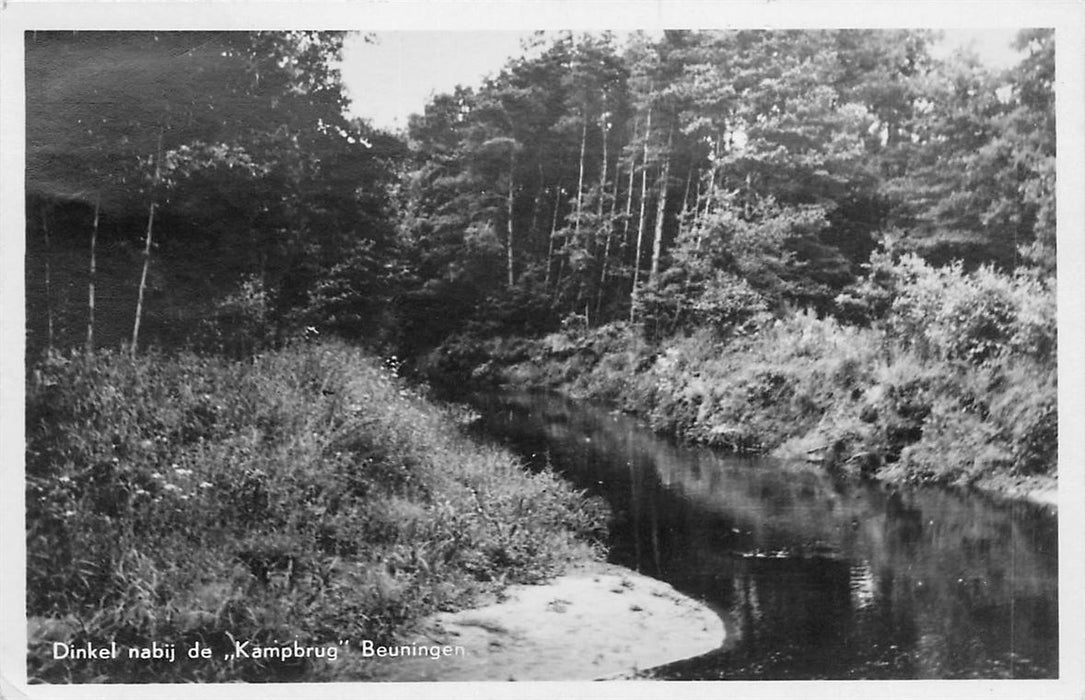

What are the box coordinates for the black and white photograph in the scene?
[2,2,1083,697]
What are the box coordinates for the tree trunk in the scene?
[597,119,609,220]
[671,169,697,336]
[573,116,588,241]
[546,185,561,289]
[506,149,516,287]
[691,170,704,249]
[132,202,156,355]
[676,166,693,243]
[86,196,100,353]
[596,138,624,319]
[744,171,753,219]
[132,128,163,356]
[649,129,673,284]
[618,119,638,270]
[529,164,544,240]
[630,106,652,323]
[704,133,722,219]
[41,205,53,354]
[586,115,609,324]
[569,114,592,314]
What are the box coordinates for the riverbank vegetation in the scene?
[454,250,1056,493]
[26,342,607,682]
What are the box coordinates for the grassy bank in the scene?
[441,255,1057,499]
[26,341,607,683]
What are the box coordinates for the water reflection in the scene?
[468,391,1058,680]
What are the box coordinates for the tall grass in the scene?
[26,341,608,682]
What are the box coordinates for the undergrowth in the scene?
[26,341,608,682]
[450,253,1057,492]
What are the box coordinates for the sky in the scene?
[338,29,1028,132]
[339,31,536,132]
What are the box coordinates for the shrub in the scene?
[194,276,276,358]
[845,251,1056,366]
[634,269,771,341]
[689,271,771,337]
[987,361,1058,476]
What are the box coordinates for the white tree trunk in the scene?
[630,106,652,323]
[649,129,673,284]
[86,196,99,353]
[132,201,156,354]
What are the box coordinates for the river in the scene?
[463,389,1058,680]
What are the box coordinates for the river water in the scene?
[464,390,1058,680]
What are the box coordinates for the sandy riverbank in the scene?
[347,562,725,682]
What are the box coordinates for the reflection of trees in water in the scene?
[472,391,1057,679]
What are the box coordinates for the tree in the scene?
[26,31,401,355]
[656,30,906,313]
[394,28,1054,353]
[882,30,1054,272]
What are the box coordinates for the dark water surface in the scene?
[465,390,1058,680]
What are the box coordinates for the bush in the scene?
[634,269,771,341]
[842,250,1057,365]
[194,276,276,358]
[689,271,771,337]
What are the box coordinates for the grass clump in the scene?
[26,341,608,683]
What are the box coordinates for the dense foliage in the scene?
[397,29,1054,344]
[474,253,1056,489]
[27,29,1054,359]
[26,31,405,356]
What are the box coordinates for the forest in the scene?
[23,29,1057,682]
[26,30,1055,359]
